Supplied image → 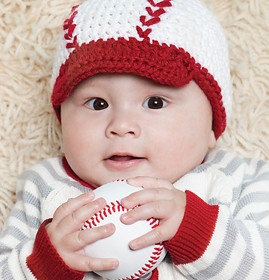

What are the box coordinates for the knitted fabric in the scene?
[51,0,232,139]
[2,149,269,279]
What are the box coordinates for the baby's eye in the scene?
[86,98,108,110]
[143,96,168,109]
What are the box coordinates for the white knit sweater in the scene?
[1,149,269,279]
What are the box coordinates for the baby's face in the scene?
[61,73,216,187]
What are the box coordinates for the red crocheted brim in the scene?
[51,37,226,139]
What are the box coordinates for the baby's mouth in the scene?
[109,155,142,161]
[104,154,145,170]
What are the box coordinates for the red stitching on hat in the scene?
[146,7,166,17]
[140,15,161,26]
[63,5,79,49]
[137,0,172,39]
[148,0,172,8]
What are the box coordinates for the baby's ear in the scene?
[208,130,217,149]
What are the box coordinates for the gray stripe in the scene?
[231,170,269,203]
[1,225,30,243]
[232,222,254,279]
[243,172,269,187]
[209,150,227,163]
[208,197,230,206]
[0,243,11,256]
[1,262,15,280]
[0,207,40,239]
[219,157,251,176]
[46,158,89,193]
[246,211,269,223]
[246,160,268,179]
[237,160,268,184]
[191,150,226,174]
[19,158,88,200]
[260,228,269,279]
[234,192,269,217]
[12,209,40,230]
[19,170,53,199]
[17,190,41,213]
[1,243,29,280]
[232,185,244,202]
[190,219,238,279]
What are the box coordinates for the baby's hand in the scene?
[46,192,119,272]
[120,177,186,250]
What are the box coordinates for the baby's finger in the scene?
[128,224,169,250]
[65,253,119,272]
[53,192,95,223]
[57,197,107,234]
[62,223,116,252]
[121,187,173,209]
[121,200,171,225]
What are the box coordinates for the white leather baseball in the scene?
[82,180,167,280]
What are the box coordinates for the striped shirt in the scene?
[0,149,269,279]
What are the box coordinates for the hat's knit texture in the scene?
[51,0,232,139]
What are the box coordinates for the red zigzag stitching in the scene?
[136,0,172,39]
[63,5,79,49]
[82,200,164,280]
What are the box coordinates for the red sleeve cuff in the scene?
[164,190,219,265]
[27,219,85,280]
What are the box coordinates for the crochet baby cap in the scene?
[51,0,232,139]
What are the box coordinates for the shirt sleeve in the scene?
[164,152,269,279]
[164,190,219,264]
[27,219,85,280]
[0,175,38,279]
[0,162,85,280]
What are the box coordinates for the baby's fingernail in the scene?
[111,260,119,269]
[84,192,94,200]
[87,191,94,197]
[121,197,131,207]
[121,213,129,222]
[129,240,139,250]
[105,223,116,233]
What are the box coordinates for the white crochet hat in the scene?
[51,0,232,139]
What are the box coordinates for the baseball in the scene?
[82,180,167,280]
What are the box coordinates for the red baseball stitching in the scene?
[136,0,172,39]
[83,200,164,280]
[63,5,79,49]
